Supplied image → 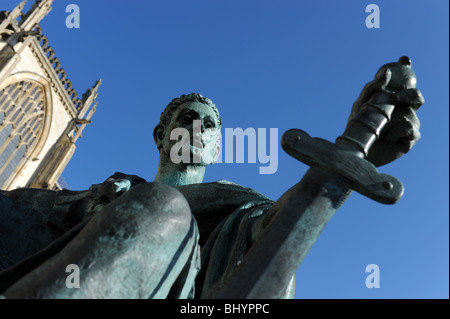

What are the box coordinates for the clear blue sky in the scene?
[4,0,448,298]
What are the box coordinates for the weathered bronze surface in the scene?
[0,58,424,299]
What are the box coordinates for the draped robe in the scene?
[0,175,294,298]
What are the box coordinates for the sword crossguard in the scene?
[281,129,403,204]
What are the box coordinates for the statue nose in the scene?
[200,120,206,133]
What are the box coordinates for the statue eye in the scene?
[179,114,192,123]
[205,121,215,129]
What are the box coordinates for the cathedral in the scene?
[0,0,100,190]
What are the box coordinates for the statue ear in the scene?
[153,124,165,149]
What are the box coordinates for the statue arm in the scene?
[215,59,425,298]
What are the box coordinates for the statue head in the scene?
[153,93,222,167]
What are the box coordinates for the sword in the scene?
[215,56,419,298]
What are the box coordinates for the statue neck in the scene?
[154,154,205,187]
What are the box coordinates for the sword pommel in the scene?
[377,56,417,91]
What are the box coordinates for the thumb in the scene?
[375,67,392,91]
[348,68,392,123]
[362,67,392,100]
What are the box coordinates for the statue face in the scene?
[162,102,222,166]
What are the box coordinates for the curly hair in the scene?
[160,93,221,126]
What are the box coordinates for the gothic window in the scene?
[0,81,46,188]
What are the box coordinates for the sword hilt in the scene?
[282,57,417,204]
[336,56,417,158]
[335,92,395,158]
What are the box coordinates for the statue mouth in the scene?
[189,144,203,153]
[189,133,204,163]
[190,132,205,149]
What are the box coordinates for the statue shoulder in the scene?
[213,179,272,201]
[176,180,273,210]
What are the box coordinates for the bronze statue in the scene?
[0,57,424,298]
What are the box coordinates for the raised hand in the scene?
[346,56,425,166]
